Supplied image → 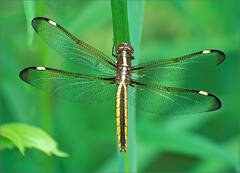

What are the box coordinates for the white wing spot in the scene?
[36,66,46,70]
[199,90,209,96]
[202,50,211,54]
[48,20,57,26]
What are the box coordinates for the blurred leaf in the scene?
[137,144,161,172]
[0,123,68,157]
[1,136,16,150]
[128,1,144,63]
[190,136,239,172]
[138,124,237,171]
[96,153,118,172]
[69,1,111,34]
[23,1,35,45]
[1,80,37,122]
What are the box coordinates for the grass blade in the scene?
[111,0,130,45]
[127,2,145,172]
[111,1,145,172]
[111,0,130,172]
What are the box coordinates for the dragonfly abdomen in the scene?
[116,82,128,152]
[115,42,133,152]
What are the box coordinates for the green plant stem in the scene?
[127,2,145,172]
[111,0,130,172]
[36,3,53,172]
[111,0,145,172]
[39,40,53,173]
[111,0,130,45]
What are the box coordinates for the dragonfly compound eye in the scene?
[116,42,134,56]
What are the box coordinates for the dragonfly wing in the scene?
[131,50,225,86]
[130,80,221,118]
[32,17,116,75]
[19,66,116,104]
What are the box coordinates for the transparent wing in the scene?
[32,17,116,75]
[19,66,116,104]
[130,81,221,118]
[131,50,225,86]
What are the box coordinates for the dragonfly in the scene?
[19,17,225,152]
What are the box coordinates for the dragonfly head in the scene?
[116,42,134,56]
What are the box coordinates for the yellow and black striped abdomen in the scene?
[116,82,128,152]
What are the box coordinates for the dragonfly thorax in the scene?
[115,43,133,85]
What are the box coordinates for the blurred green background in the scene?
[1,1,239,172]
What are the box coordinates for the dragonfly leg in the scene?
[112,40,117,57]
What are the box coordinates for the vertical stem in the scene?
[128,2,145,172]
[36,2,53,172]
[111,0,130,45]
[111,0,145,172]
[38,38,53,173]
[111,0,130,172]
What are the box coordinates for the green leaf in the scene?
[190,136,239,172]
[0,123,68,157]
[69,1,111,34]
[128,1,145,63]
[138,123,237,171]
[1,136,15,150]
